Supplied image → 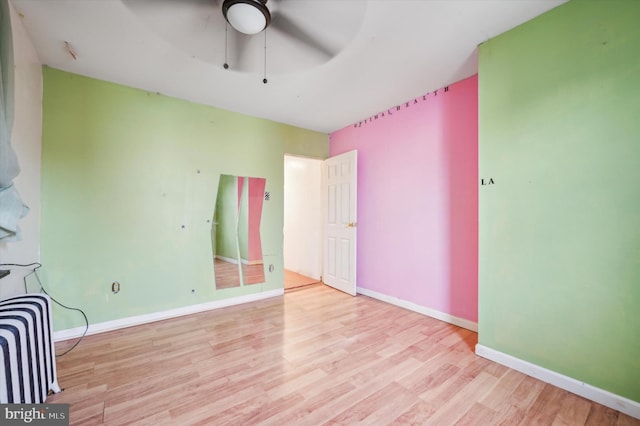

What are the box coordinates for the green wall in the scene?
[40,68,328,330]
[214,174,240,261]
[479,0,640,402]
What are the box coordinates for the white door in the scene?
[323,150,357,296]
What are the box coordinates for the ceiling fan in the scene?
[219,0,334,81]
[122,0,366,75]
[221,0,271,35]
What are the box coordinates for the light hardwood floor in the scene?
[214,259,265,288]
[284,269,320,290]
[50,284,639,425]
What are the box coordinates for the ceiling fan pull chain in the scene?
[223,22,229,70]
[263,28,268,84]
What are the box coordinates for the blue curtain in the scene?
[0,0,29,242]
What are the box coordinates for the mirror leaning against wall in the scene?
[212,174,266,289]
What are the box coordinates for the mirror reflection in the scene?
[212,174,266,289]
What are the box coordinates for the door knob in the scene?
[347,222,357,228]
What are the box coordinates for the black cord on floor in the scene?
[0,262,89,356]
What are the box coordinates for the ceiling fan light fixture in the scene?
[222,0,271,35]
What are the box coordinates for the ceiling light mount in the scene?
[222,0,271,35]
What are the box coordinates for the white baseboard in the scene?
[356,287,478,332]
[475,344,640,420]
[215,255,238,264]
[53,289,284,342]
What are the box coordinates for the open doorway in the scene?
[283,155,323,290]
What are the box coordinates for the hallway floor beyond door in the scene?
[284,269,320,290]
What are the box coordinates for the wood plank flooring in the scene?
[213,258,241,289]
[49,284,639,425]
[284,269,320,290]
[214,259,265,288]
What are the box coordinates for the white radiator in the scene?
[0,293,61,403]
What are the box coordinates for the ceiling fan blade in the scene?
[270,10,335,59]
[122,0,226,64]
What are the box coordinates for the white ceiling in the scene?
[10,0,566,134]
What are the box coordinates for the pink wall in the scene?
[329,75,478,322]
[248,177,265,262]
